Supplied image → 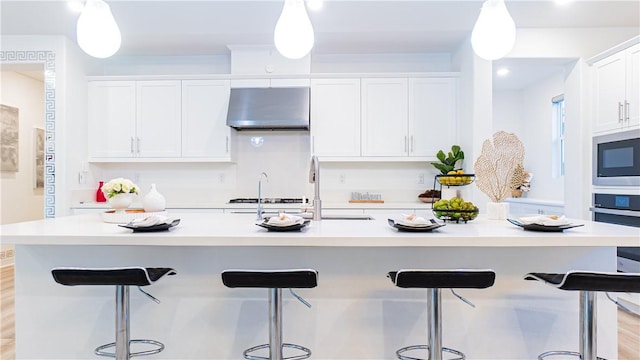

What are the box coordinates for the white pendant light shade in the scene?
[76,0,121,58]
[471,0,516,61]
[274,0,315,59]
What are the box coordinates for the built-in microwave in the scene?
[592,129,640,186]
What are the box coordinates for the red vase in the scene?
[96,181,107,202]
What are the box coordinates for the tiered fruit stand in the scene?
[431,174,479,223]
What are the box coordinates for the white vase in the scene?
[143,183,166,212]
[486,202,509,220]
[108,193,133,212]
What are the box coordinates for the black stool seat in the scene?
[524,271,640,292]
[222,269,318,289]
[388,269,496,289]
[52,267,176,286]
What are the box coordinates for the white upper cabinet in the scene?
[409,78,458,157]
[89,79,232,162]
[359,77,458,158]
[88,81,136,158]
[181,80,231,158]
[311,78,361,157]
[361,78,409,156]
[89,80,181,159]
[136,80,182,157]
[593,43,640,133]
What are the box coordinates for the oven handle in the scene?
[590,207,640,218]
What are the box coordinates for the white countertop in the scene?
[2,213,638,247]
[70,201,432,210]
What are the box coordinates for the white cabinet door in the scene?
[88,81,136,158]
[593,53,626,133]
[361,78,408,156]
[409,78,458,157]
[626,43,640,128]
[136,81,182,157]
[182,80,231,158]
[593,44,640,133]
[311,79,361,157]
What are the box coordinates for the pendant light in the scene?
[274,0,315,59]
[471,0,516,61]
[76,0,121,58]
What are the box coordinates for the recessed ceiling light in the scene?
[67,0,84,13]
[496,68,510,76]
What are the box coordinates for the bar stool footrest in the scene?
[243,343,312,360]
[538,350,606,360]
[95,339,165,358]
[396,344,465,360]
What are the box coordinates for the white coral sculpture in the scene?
[473,131,525,203]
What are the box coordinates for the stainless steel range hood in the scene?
[226,87,310,130]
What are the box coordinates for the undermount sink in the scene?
[320,214,375,220]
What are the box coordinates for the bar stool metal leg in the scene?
[396,288,464,360]
[242,287,311,360]
[537,291,605,360]
[270,288,283,360]
[428,289,442,360]
[116,285,130,360]
[580,291,597,360]
[95,285,166,359]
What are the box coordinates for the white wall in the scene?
[492,91,524,135]
[520,72,565,201]
[0,71,44,224]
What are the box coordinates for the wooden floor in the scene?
[0,264,638,359]
[1,266,15,360]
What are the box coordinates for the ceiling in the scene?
[2,0,639,56]
[1,0,639,89]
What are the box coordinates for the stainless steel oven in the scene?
[592,129,640,186]
[591,193,640,273]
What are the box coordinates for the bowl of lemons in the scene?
[436,170,475,186]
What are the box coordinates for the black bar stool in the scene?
[388,269,496,360]
[525,271,640,360]
[52,267,176,360]
[222,269,318,360]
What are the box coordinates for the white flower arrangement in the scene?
[102,177,139,199]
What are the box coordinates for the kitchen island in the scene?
[2,213,639,360]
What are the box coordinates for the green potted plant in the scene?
[431,145,465,175]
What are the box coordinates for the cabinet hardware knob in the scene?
[130,137,134,154]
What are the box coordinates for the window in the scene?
[552,95,565,177]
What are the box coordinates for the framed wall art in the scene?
[1,104,19,172]
[33,127,44,188]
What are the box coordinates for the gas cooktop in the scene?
[228,198,308,204]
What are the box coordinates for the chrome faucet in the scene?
[309,155,321,221]
[257,172,269,220]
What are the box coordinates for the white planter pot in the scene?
[108,193,133,212]
[486,202,509,220]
